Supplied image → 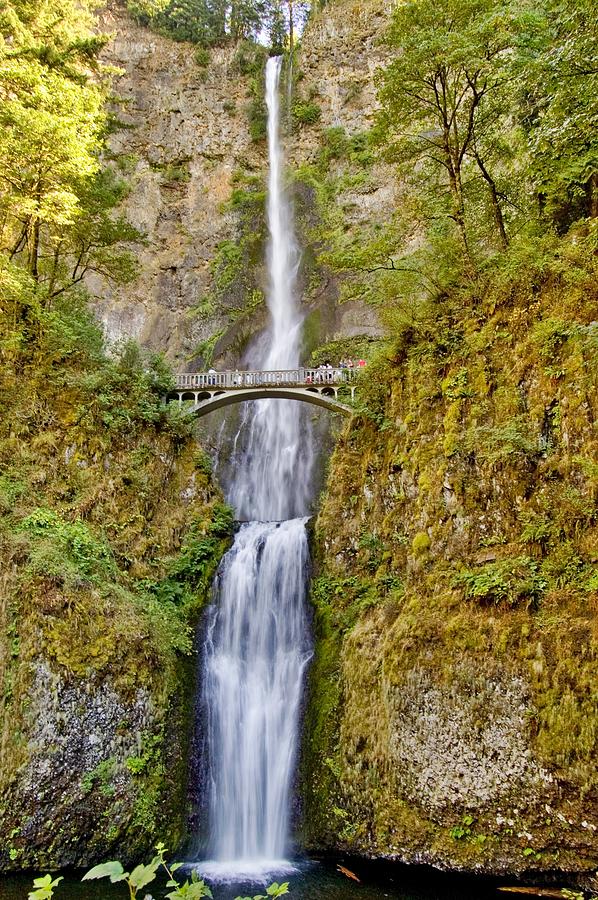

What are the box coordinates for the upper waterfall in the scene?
[227,57,315,522]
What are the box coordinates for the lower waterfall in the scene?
[200,520,311,878]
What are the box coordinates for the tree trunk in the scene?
[447,152,473,267]
[587,171,598,218]
[29,177,42,282]
[473,150,508,248]
[29,218,40,280]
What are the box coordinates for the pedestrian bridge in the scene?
[167,368,357,417]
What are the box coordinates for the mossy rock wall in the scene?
[0,364,231,871]
[302,239,598,876]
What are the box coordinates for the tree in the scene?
[0,0,109,284]
[376,0,527,262]
[520,0,598,227]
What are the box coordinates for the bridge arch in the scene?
[166,386,352,418]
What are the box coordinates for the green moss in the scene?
[304,231,598,873]
[0,284,233,870]
[411,531,430,555]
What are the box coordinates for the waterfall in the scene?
[197,57,313,881]
[228,55,313,523]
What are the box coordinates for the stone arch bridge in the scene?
[168,368,357,417]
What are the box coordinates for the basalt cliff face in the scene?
[93,3,263,364]
[92,0,387,367]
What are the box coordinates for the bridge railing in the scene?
[174,368,357,390]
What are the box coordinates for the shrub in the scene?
[194,46,210,67]
[292,100,321,126]
[453,556,547,608]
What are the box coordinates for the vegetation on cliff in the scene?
[126,0,308,52]
[0,0,232,870]
[301,0,598,877]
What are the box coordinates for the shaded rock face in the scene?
[6,664,153,867]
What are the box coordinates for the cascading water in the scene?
[197,57,314,881]
[228,54,313,523]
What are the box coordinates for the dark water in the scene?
[0,857,502,900]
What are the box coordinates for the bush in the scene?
[194,46,210,67]
[292,100,321,126]
[453,556,547,608]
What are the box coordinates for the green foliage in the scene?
[143,504,233,607]
[236,885,289,900]
[0,0,109,279]
[248,94,268,142]
[377,0,527,263]
[464,418,540,465]
[127,0,298,50]
[212,240,244,294]
[194,46,211,67]
[292,100,321,127]
[73,844,288,900]
[0,0,140,299]
[28,875,63,900]
[454,557,547,608]
[450,814,475,840]
[20,508,116,585]
[523,0,598,229]
[308,335,381,368]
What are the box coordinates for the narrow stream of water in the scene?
[194,56,315,882]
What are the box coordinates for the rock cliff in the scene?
[93,3,264,364]
[301,236,598,877]
[92,0,387,367]
[0,334,231,869]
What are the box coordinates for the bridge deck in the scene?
[174,367,356,390]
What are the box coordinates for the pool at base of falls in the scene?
[0,856,504,900]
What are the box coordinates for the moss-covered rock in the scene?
[0,321,232,870]
[302,234,598,877]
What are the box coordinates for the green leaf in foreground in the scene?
[28,875,63,900]
[82,860,128,882]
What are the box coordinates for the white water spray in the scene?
[198,57,313,881]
